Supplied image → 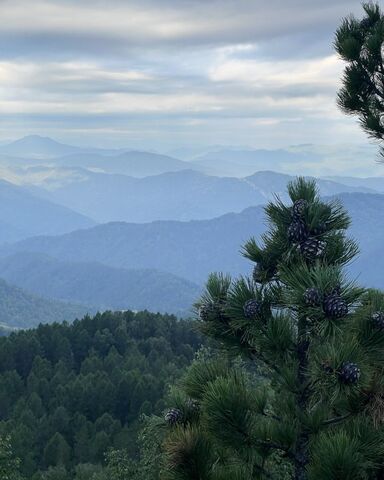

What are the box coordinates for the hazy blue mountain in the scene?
[0,136,196,177]
[191,148,322,176]
[43,169,264,222]
[0,252,201,316]
[54,151,197,177]
[2,192,383,289]
[0,135,120,159]
[0,135,81,158]
[245,171,376,197]
[0,179,95,243]
[324,176,384,193]
[335,193,384,288]
[0,277,92,329]
[0,211,258,283]
[39,170,376,223]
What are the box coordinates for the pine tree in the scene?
[335,2,384,156]
[0,435,23,480]
[162,178,384,479]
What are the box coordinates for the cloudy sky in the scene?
[0,0,373,150]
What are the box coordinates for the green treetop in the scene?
[0,435,23,480]
[161,178,384,480]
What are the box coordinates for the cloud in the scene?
[0,0,370,153]
[0,0,364,58]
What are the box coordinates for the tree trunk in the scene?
[295,317,310,480]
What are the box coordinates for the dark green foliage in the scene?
[0,435,23,480]
[0,310,201,478]
[335,3,384,156]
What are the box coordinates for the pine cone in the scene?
[303,287,322,307]
[338,362,360,385]
[198,304,214,321]
[186,398,200,412]
[299,238,326,259]
[292,199,308,217]
[243,299,262,318]
[287,218,308,243]
[252,263,264,284]
[165,408,183,425]
[323,293,348,319]
[198,302,226,322]
[372,311,384,330]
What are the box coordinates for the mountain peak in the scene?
[1,135,80,158]
[8,135,68,146]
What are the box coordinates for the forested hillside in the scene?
[0,278,91,329]
[4,192,384,288]
[0,252,200,318]
[0,310,201,478]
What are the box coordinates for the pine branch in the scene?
[322,412,352,427]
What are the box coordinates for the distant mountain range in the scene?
[0,135,119,159]
[0,252,200,316]
[191,148,321,177]
[324,175,384,193]
[53,151,195,177]
[1,134,383,330]
[0,135,196,178]
[1,136,382,179]
[26,170,378,223]
[0,179,95,243]
[2,192,384,290]
[0,278,92,329]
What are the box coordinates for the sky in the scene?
[0,0,375,151]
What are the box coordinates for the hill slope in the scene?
[0,278,92,329]
[0,135,81,158]
[40,170,374,223]
[3,192,384,288]
[0,252,201,315]
[54,150,196,177]
[0,179,95,243]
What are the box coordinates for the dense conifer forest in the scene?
[0,311,201,478]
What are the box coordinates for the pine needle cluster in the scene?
[335,2,384,156]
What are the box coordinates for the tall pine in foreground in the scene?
[161,178,384,479]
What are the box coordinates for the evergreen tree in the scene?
[43,433,71,469]
[0,435,23,480]
[162,179,384,479]
[335,2,384,155]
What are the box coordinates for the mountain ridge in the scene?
[0,179,96,243]
[2,192,382,288]
[0,252,201,317]
[0,277,92,329]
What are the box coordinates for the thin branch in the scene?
[262,411,282,422]
[322,412,352,426]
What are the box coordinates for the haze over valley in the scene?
[0,135,383,327]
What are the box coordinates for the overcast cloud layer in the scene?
[0,0,373,151]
